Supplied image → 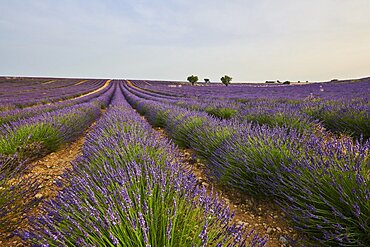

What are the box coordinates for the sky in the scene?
[1,0,370,82]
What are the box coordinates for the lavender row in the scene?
[131,77,370,102]
[0,157,41,237]
[0,102,100,235]
[0,81,114,126]
[301,99,370,141]
[0,78,104,101]
[123,84,370,246]
[0,83,114,138]
[126,81,370,141]
[126,80,180,101]
[0,77,81,95]
[0,79,107,109]
[0,84,115,234]
[22,82,266,246]
[123,82,320,135]
[0,85,114,160]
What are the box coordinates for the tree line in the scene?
[187,75,232,86]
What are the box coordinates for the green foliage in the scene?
[244,112,315,133]
[169,115,207,148]
[216,134,297,196]
[220,75,232,86]
[0,123,61,159]
[191,126,234,160]
[205,107,238,119]
[280,169,370,246]
[152,109,171,128]
[187,75,198,86]
[303,103,370,141]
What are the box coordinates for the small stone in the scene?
[245,199,253,207]
[202,182,209,187]
[266,227,273,234]
[279,236,289,245]
[35,193,43,199]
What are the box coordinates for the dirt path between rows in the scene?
[0,123,97,247]
[153,126,304,247]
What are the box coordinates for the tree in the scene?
[220,75,232,86]
[187,75,198,85]
[204,78,210,84]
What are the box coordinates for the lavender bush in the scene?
[22,85,266,246]
[0,86,116,235]
[0,157,41,235]
[122,83,370,246]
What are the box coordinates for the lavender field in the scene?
[0,77,369,246]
